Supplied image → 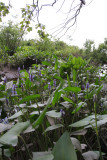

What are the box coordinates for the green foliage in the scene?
[0,21,24,56]
[92,39,107,64]
[9,46,52,67]
[83,39,95,55]
[0,121,30,146]
[0,45,106,160]
[0,49,8,64]
[0,2,9,22]
[52,131,77,160]
[83,38,107,65]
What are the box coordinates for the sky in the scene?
[1,0,107,48]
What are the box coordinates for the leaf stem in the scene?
[18,135,32,160]
[94,102,103,160]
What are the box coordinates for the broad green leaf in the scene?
[27,103,46,108]
[60,101,72,108]
[32,151,53,160]
[64,87,81,94]
[0,148,11,157]
[82,151,99,160]
[85,118,107,128]
[30,111,42,115]
[71,137,82,153]
[96,85,103,94]
[0,84,5,91]
[63,97,73,104]
[45,124,63,132]
[69,115,95,128]
[72,57,76,65]
[84,114,107,128]
[94,151,106,156]
[46,116,55,125]
[54,55,58,71]
[72,102,87,114]
[54,75,63,81]
[73,69,76,83]
[67,74,71,87]
[19,94,40,104]
[19,103,26,108]
[52,131,77,160]
[0,123,13,133]
[23,125,35,133]
[0,121,30,146]
[32,105,48,128]
[46,110,61,118]
[71,129,87,136]
[52,91,61,105]
[20,71,29,79]
[27,27,32,32]
[32,91,54,128]
[8,109,27,119]
[42,61,51,66]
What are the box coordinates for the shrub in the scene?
[0,21,24,56]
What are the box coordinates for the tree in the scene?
[0,0,88,37]
[0,21,24,56]
[83,39,95,55]
[96,39,107,64]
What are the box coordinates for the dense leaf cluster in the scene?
[0,55,107,159]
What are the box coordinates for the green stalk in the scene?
[94,102,103,160]
[1,147,4,160]
[42,124,48,151]
[19,135,32,160]
[34,130,43,151]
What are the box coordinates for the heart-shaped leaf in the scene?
[47,116,55,125]
[8,109,27,119]
[52,131,77,160]
[71,137,82,153]
[0,123,13,133]
[46,110,61,118]
[32,151,53,160]
[69,115,95,128]
[45,124,63,132]
[0,121,30,146]
[82,151,99,160]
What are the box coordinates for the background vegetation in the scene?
[0,22,107,69]
[0,21,107,160]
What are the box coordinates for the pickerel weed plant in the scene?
[0,55,107,160]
